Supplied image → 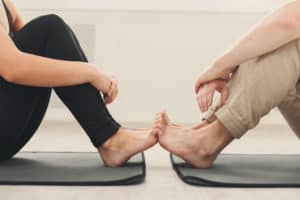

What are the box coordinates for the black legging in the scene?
[0,14,121,161]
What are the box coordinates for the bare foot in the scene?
[192,120,209,129]
[156,111,233,168]
[98,128,158,167]
[156,110,209,130]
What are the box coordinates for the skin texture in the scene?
[196,0,300,112]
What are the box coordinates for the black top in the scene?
[2,0,14,37]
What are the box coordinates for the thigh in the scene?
[0,78,51,160]
[227,40,300,114]
[278,89,300,137]
[13,89,51,155]
[12,16,50,56]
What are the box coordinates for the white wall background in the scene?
[13,0,289,12]
[11,0,291,124]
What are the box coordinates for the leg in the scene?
[277,85,300,137]
[156,39,300,168]
[14,15,157,166]
[0,78,51,161]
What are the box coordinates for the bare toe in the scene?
[162,110,171,125]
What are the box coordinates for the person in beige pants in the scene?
[152,1,300,168]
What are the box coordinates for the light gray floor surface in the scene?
[1,120,300,200]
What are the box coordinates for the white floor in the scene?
[1,121,300,200]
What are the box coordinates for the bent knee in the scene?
[36,14,68,31]
[43,14,66,25]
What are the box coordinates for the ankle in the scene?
[99,139,111,151]
[214,120,233,142]
[210,120,233,150]
[98,129,122,152]
[198,120,233,155]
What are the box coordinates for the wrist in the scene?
[88,65,112,93]
[212,56,235,80]
[99,71,112,93]
[87,64,99,82]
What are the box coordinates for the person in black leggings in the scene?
[0,0,158,167]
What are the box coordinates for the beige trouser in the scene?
[203,39,300,139]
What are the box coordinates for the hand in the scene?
[90,68,119,104]
[104,75,118,104]
[195,62,235,94]
[197,79,228,112]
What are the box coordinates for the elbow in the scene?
[2,68,19,83]
[2,71,19,83]
[276,17,300,33]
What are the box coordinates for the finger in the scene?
[206,87,216,111]
[198,88,206,112]
[201,85,210,112]
[107,85,117,104]
[105,89,113,104]
[105,97,112,105]
[202,85,210,112]
[108,81,117,103]
[104,96,110,104]
[114,83,119,99]
[205,84,216,111]
[195,81,201,94]
[112,83,119,101]
[195,70,214,93]
[195,78,204,94]
[197,90,204,112]
[221,86,228,105]
[195,74,207,94]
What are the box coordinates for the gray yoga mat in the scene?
[171,154,300,187]
[0,152,145,186]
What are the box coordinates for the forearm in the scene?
[4,51,110,90]
[213,1,300,71]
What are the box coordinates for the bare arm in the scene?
[214,0,300,72]
[196,0,300,93]
[0,26,111,92]
[1,0,110,90]
[4,0,25,31]
[195,0,300,112]
[0,0,117,103]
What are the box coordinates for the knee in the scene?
[45,14,66,27]
[38,14,68,32]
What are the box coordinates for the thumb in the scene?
[195,75,207,93]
